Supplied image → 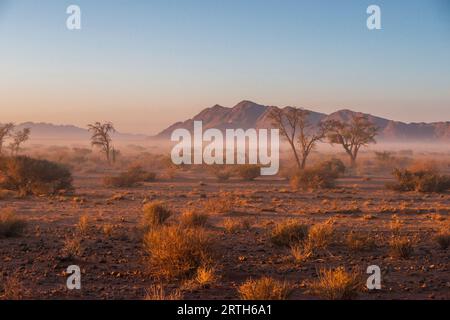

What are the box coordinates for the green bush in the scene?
[0,156,73,196]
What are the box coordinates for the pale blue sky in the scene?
[0,0,449,134]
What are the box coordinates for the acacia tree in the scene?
[9,128,31,155]
[269,107,327,169]
[0,123,15,155]
[87,122,115,163]
[325,114,378,167]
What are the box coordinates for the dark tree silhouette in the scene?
[9,127,31,156]
[87,122,116,163]
[269,107,327,169]
[0,123,15,155]
[325,115,378,167]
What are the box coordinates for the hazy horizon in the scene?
[1,0,450,134]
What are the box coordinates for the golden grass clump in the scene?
[204,194,234,214]
[0,274,26,300]
[290,242,314,263]
[102,224,114,236]
[307,219,335,249]
[78,215,89,235]
[142,202,172,228]
[270,220,309,247]
[144,284,183,300]
[62,236,82,258]
[222,218,250,233]
[345,232,376,251]
[389,216,403,235]
[238,277,293,300]
[180,210,208,228]
[309,267,362,300]
[0,209,27,238]
[195,266,217,286]
[143,226,213,279]
[389,236,414,259]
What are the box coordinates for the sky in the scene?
[0,0,449,134]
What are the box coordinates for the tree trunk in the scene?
[301,156,307,169]
[288,141,302,170]
[350,155,357,168]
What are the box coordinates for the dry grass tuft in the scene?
[389,216,403,235]
[389,236,414,259]
[222,218,250,233]
[78,215,89,235]
[180,210,208,228]
[62,236,82,258]
[0,209,27,238]
[270,220,309,247]
[309,267,362,300]
[143,226,213,279]
[102,224,114,236]
[141,202,172,228]
[238,277,293,300]
[204,194,234,214]
[144,284,183,300]
[0,274,26,300]
[434,227,450,250]
[345,232,376,251]
[290,242,314,263]
[195,266,217,286]
[307,219,335,249]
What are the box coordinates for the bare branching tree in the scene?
[297,112,328,169]
[87,122,116,163]
[0,123,15,155]
[269,107,327,169]
[9,128,31,156]
[325,115,378,167]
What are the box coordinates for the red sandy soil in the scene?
[1,173,449,300]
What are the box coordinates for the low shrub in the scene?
[290,159,345,190]
[0,156,73,196]
[270,220,309,247]
[236,165,260,181]
[387,168,450,193]
[0,209,27,238]
[103,166,156,188]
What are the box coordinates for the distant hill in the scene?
[8,122,148,143]
[156,100,450,142]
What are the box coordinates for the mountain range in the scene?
[3,101,449,144]
[9,122,147,143]
[156,100,450,142]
